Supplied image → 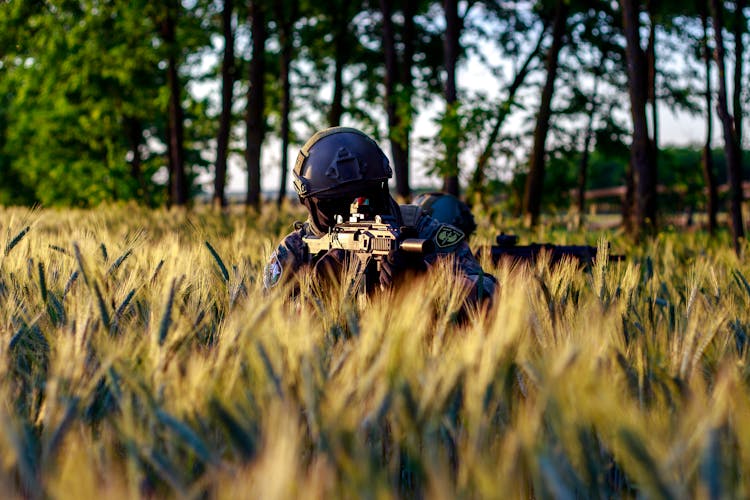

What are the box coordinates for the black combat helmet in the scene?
[413,192,477,237]
[293,127,395,234]
[293,127,392,200]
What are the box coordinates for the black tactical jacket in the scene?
[263,203,496,302]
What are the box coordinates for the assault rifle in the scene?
[302,198,432,295]
[486,233,623,267]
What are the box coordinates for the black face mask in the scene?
[305,197,354,231]
[304,189,393,233]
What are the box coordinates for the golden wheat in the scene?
[0,204,748,498]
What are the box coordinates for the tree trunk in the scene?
[398,0,416,200]
[380,0,410,200]
[522,0,567,227]
[161,1,188,207]
[701,3,718,234]
[380,0,397,159]
[441,0,460,197]
[329,46,344,126]
[621,0,657,238]
[328,5,349,128]
[276,40,291,208]
[245,0,266,210]
[214,0,235,209]
[469,27,545,205]
[275,2,297,208]
[710,0,745,253]
[734,0,746,145]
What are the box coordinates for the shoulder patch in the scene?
[434,224,465,248]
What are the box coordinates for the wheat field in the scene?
[0,204,748,499]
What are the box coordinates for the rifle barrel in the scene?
[400,238,433,253]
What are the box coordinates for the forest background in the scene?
[1,0,749,244]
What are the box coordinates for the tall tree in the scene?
[160,0,189,206]
[381,0,417,200]
[245,0,267,210]
[326,2,362,126]
[275,0,299,208]
[467,25,546,205]
[700,1,718,234]
[381,0,401,188]
[522,0,568,227]
[214,0,236,209]
[398,0,417,199]
[296,0,376,131]
[441,0,461,196]
[709,0,744,253]
[620,0,658,237]
[570,4,624,226]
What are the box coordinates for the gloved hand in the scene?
[313,249,347,287]
[379,249,408,289]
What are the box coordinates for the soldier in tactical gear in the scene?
[263,127,496,306]
[412,191,477,238]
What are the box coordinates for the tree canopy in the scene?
[0,0,747,240]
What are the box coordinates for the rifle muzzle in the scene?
[400,238,433,254]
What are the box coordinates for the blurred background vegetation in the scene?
[0,0,749,242]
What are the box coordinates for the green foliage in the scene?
[0,205,749,497]
[423,101,468,180]
[1,1,157,205]
[0,0,216,207]
[294,0,378,127]
[543,144,580,208]
[0,0,746,225]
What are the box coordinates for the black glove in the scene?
[313,249,347,287]
[379,249,408,289]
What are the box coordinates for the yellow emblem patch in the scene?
[434,225,464,248]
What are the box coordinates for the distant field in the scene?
[0,204,749,498]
